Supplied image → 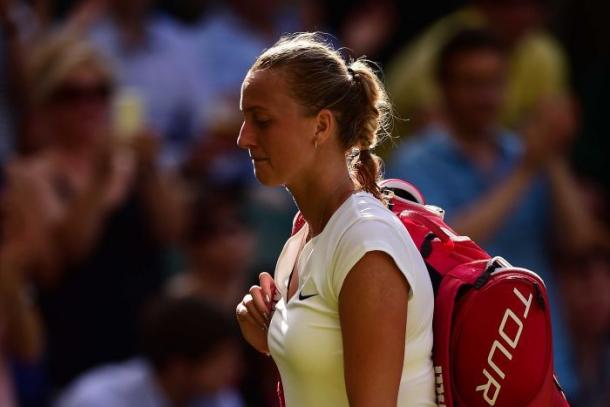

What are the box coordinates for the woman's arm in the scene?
[339,250,410,407]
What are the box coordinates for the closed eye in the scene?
[253,118,271,128]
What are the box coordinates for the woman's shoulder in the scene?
[329,192,410,249]
[315,191,412,258]
[344,192,404,229]
[325,192,430,300]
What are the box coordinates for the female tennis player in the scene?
[235,33,436,406]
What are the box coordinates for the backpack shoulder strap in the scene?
[291,211,306,236]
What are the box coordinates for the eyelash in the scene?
[254,118,270,128]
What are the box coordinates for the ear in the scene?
[313,109,335,147]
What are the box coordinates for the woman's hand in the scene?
[235,272,278,354]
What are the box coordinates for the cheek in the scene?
[280,122,314,160]
[263,128,309,169]
[250,115,316,186]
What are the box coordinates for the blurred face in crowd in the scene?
[441,49,507,136]
[189,211,255,279]
[44,64,113,148]
[238,69,318,187]
[478,0,545,46]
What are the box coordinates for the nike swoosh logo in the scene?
[298,292,318,301]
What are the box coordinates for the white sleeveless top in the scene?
[268,192,436,407]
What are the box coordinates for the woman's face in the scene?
[237,69,318,187]
[46,64,113,148]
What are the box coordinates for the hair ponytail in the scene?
[349,149,384,199]
[344,58,391,200]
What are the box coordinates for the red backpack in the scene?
[377,178,570,406]
[278,179,570,406]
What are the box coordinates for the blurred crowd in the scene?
[0,0,608,406]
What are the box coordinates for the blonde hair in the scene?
[26,32,115,107]
[250,32,392,199]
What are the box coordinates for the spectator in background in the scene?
[3,33,186,391]
[168,190,256,313]
[384,0,568,140]
[386,29,608,399]
[167,190,279,407]
[55,297,244,407]
[66,0,206,169]
[558,184,610,407]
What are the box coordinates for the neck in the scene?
[287,164,355,238]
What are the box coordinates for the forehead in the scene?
[240,69,297,112]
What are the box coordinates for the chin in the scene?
[254,171,283,187]
[252,162,283,187]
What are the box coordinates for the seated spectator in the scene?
[55,297,244,407]
[386,28,607,399]
[384,0,568,140]
[3,33,187,390]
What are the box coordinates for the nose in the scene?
[236,120,254,150]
